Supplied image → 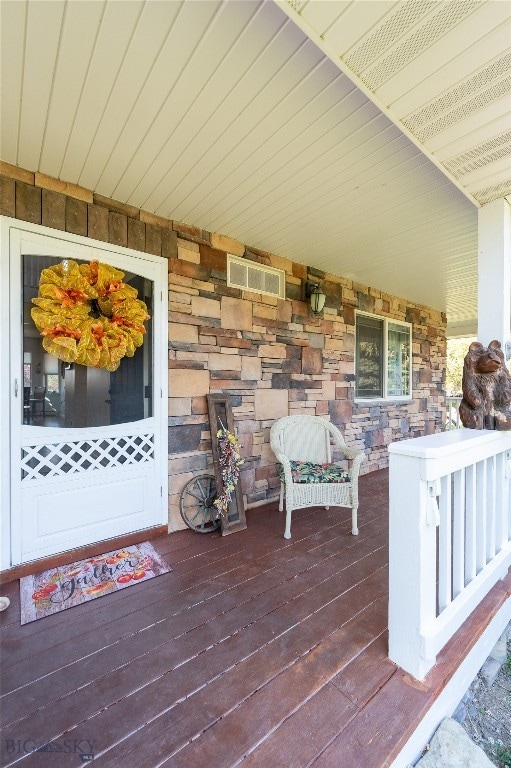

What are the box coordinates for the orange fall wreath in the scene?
[31,259,150,372]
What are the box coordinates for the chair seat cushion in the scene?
[279,461,351,484]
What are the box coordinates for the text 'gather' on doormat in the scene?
[19,542,172,624]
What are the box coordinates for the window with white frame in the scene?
[355,313,412,400]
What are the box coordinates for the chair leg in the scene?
[279,482,284,512]
[351,505,359,536]
[284,507,292,539]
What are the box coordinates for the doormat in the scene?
[20,542,171,625]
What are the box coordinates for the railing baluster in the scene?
[438,474,452,612]
[465,463,477,583]
[486,456,496,561]
[495,452,505,550]
[476,459,487,572]
[452,468,465,596]
[506,452,511,541]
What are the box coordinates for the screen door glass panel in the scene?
[22,255,153,427]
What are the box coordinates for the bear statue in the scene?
[458,340,511,430]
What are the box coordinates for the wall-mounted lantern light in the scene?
[304,281,326,315]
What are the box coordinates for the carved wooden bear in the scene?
[459,340,511,430]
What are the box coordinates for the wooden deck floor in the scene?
[1,469,509,768]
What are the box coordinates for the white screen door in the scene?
[4,220,168,566]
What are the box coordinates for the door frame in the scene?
[0,216,168,571]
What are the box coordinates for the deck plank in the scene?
[331,631,396,708]
[239,683,356,768]
[310,669,429,768]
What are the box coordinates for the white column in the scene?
[478,198,511,348]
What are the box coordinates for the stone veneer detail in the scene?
[0,163,447,532]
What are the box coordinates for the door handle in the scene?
[14,378,19,397]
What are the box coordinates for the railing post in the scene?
[388,450,438,679]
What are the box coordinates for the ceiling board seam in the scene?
[245,159,460,240]
[37,1,68,170]
[271,216,474,272]
[110,0,225,203]
[149,20,316,218]
[125,1,278,210]
[57,0,108,179]
[149,19,322,219]
[256,172,460,252]
[153,31,316,216]
[334,225,477,253]
[74,2,152,187]
[17,1,67,173]
[178,70,358,225]
[213,117,406,230]
[203,113,401,234]
[300,200,475,249]
[15,2,28,165]
[318,0,357,41]
[275,0,481,208]
[90,0,187,196]
[229,136,430,242]
[216,141,425,240]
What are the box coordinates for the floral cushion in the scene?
[279,461,350,484]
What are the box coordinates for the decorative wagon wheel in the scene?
[179,474,220,533]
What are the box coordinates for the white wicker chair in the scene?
[270,415,365,540]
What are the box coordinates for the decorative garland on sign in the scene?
[31,259,150,372]
[213,424,244,518]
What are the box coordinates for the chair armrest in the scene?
[272,449,289,468]
[272,451,295,489]
[330,433,365,475]
[349,450,365,480]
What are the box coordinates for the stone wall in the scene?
[0,162,447,532]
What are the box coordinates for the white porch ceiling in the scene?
[1,0,510,335]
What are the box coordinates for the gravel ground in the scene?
[459,640,511,767]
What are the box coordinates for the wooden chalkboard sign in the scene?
[207,393,247,536]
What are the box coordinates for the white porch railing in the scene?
[388,429,511,680]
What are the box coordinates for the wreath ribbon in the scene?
[31,259,150,372]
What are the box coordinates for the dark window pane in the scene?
[356,315,383,398]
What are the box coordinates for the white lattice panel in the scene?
[21,434,155,481]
